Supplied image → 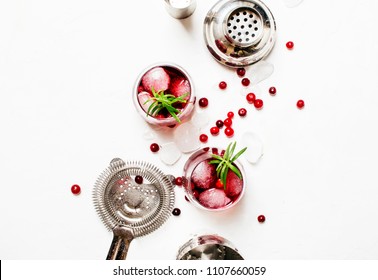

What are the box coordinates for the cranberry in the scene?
[246,93,256,103]
[210,126,219,135]
[215,179,224,189]
[236,68,246,77]
[150,143,160,152]
[199,134,208,143]
[172,208,181,216]
[258,215,266,223]
[241,78,250,86]
[71,184,81,195]
[254,99,263,109]
[269,87,276,95]
[135,175,143,184]
[219,81,227,90]
[297,99,305,109]
[225,127,234,137]
[238,108,247,117]
[227,111,234,118]
[199,97,209,108]
[286,41,294,49]
[175,177,183,186]
[216,120,224,128]
[223,118,232,127]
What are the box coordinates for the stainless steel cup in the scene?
[164,0,196,19]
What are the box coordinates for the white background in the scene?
[1,0,378,260]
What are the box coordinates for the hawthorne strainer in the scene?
[204,0,276,67]
[93,158,175,259]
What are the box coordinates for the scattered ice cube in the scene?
[159,142,182,165]
[250,61,274,85]
[173,122,200,153]
[282,0,303,8]
[143,128,157,140]
[240,131,264,164]
[191,110,210,128]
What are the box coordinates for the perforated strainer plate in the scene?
[93,158,175,259]
[204,0,276,67]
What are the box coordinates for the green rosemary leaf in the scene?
[211,154,224,161]
[231,147,248,162]
[208,160,220,165]
[228,163,242,179]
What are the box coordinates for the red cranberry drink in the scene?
[183,142,247,211]
[133,63,195,126]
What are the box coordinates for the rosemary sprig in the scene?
[209,142,247,189]
[143,87,188,123]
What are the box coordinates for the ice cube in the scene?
[142,66,170,93]
[170,76,191,100]
[225,170,243,198]
[199,188,232,209]
[159,142,182,165]
[173,122,200,153]
[240,131,264,164]
[190,110,210,129]
[250,61,274,85]
[137,91,153,114]
[143,128,157,140]
[191,160,217,189]
[282,0,303,8]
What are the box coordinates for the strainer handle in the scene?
[106,225,134,260]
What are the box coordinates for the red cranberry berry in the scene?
[199,134,208,143]
[286,41,294,49]
[223,118,232,127]
[150,143,160,152]
[225,127,234,137]
[175,177,183,186]
[219,81,227,90]
[269,87,276,95]
[199,97,209,108]
[297,99,305,109]
[227,111,234,118]
[236,68,246,77]
[241,78,250,86]
[238,108,247,117]
[216,120,224,128]
[258,215,266,223]
[246,93,256,103]
[172,208,181,216]
[71,184,81,195]
[254,99,264,109]
[135,175,143,184]
[215,179,224,189]
[210,126,220,135]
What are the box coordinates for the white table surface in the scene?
[1,0,378,260]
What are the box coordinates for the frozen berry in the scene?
[241,78,250,86]
[238,108,247,117]
[210,126,220,135]
[175,177,183,186]
[286,41,294,49]
[135,175,143,184]
[150,143,160,152]
[246,93,256,103]
[258,215,266,223]
[254,99,263,109]
[236,68,246,77]
[199,134,208,143]
[219,81,227,89]
[199,97,209,108]
[216,120,224,128]
[172,208,181,216]
[225,127,234,137]
[297,99,305,109]
[71,184,81,195]
[227,111,234,118]
[269,87,276,95]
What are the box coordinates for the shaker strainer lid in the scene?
[204,0,276,67]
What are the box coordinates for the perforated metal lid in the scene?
[204,0,276,67]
